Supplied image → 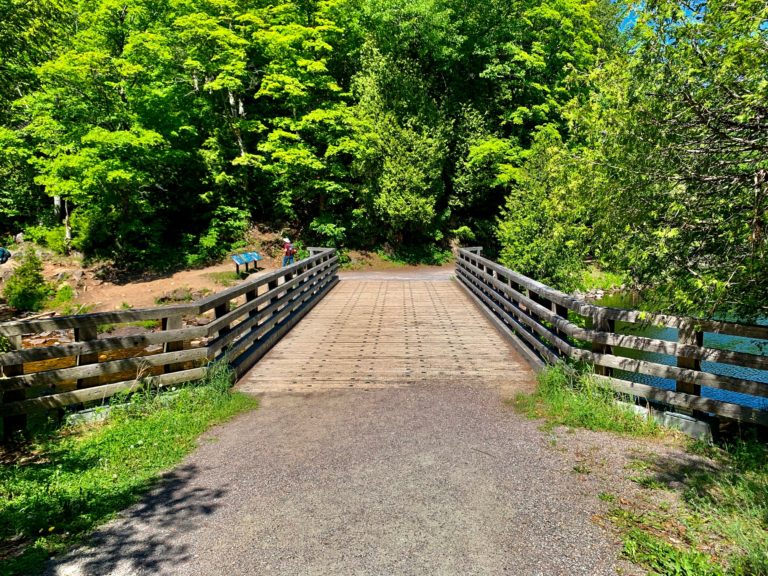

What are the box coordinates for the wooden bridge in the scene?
[1,247,767,438]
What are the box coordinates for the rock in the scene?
[14,233,24,244]
[72,270,85,284]
[55,271,72,282]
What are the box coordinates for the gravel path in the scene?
[47,384,639,576]
[46,276,646,575]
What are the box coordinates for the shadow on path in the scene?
[46,464,227,576]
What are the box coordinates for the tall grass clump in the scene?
[0,361,257,575]
[514,363,661,437]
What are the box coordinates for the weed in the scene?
[573,463,591,475]
[207,271,241,287]
[0,361,256,575]
[97,320,160,334]
[58,303,92,316]
[598,492,616,503]
[630,475,667,490]
[513,363,662,437]
[50,283,74,305]
[622,528,724,576]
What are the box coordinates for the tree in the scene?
[496,126,589,291]
[576,0,768,317]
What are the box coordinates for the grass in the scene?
[0,361,257,575]
[97,320,161,334]
[206,271,242,287]
[47,284,74,309]
[512,363,662,437]
[517,367,767,575]
[610,437,768,576]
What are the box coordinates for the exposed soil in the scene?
[0,241,456,318]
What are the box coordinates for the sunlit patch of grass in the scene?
[206,271,242,287]
[512,364,662,437]
[0,361,257,575]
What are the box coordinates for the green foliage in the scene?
[0,362,257,575]
[48,283,74,309]
[496,127,589,291]
[309,217,347,247]
[569,0,768,318]
[377,245,452,266]
[2,251,52,311]
[4,0,760,321]
[621,528,724,576]
[578,266,626,292]
[186,206,250,267]
[513,363,661,437]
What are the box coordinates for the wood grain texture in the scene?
[238,278,537,396]
[456,248,768,424]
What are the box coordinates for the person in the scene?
[282,237,296,266]
[0,247,11,265]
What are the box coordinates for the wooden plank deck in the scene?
[238,276,536,395]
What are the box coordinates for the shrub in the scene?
[44,226,68,254]
[186,206,250,266]
[21,225,70,254]
[2,250,52,311]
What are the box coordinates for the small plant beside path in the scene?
[512,363,662,437]
[514,364,768,575]
[0,362,257,576]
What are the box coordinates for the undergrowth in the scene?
[0,361,257,576]
[578,265,627,292]
[518,366,767,575]
[610,437,768,576]
[512,363,661,437]
[207,271,242,287]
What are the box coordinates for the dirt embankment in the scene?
[0,240,452,319]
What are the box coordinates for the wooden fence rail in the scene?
[456,247,768,426]
[0,248,338,436]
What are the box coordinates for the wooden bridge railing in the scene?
[0,248,338,436]
[457,247,768,426]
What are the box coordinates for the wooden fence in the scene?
[0,248,338,436]
[456,247,768,426]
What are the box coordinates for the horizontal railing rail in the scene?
[0,248,339,434]
[456,247,768,426]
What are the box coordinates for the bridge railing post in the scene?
[215,301,231,338]
[75,324,100,389]
[2,334,25,440]
[591,311,614,377]
[676,320,702,398]
[162,313,185,373]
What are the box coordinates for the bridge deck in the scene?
[238,275,535,395]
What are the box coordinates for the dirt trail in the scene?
[41,274,673,576]
[2,247,453,315]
